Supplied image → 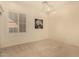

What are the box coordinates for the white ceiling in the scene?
[0,1,70,7]
[1,1,79,8]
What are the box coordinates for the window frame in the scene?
[8,12,26,33]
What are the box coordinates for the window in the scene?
[8,12,26,33]
[19,14,26,32]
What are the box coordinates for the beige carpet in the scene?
[0,39,79,57]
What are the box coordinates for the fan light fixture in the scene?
[42,1,56,14]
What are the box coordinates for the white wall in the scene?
[0,2,48,48]
[49,2,79,46]
[1,1,79,48]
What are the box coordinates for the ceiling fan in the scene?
[42,1,56,14]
